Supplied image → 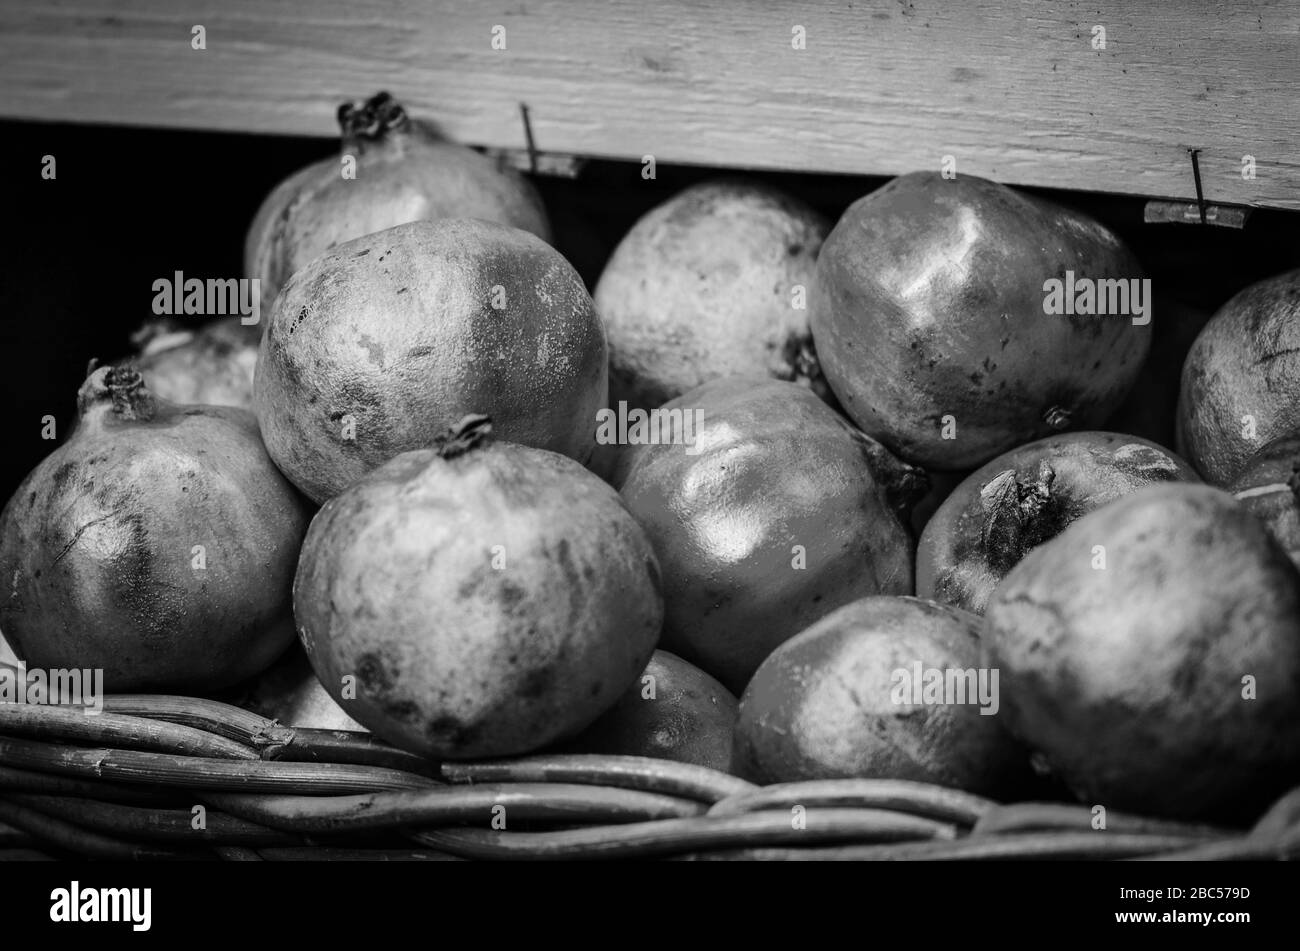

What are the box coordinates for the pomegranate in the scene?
[293,415,663,759]
[593,180,829,410]
[1229,434,1300,570]
[132,317,258,409]
[245,91,551,310]
[983,483,1300,820]
[733,596,1030,797]
[1176,268,1300,485]
[255,217,607,503]
[616,376,924,693]
[917,432,1198,614]
[0,366,310,691]
[810,172,1150,469]
[559,650,738,773]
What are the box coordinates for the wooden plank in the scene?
[1,0,1297,209]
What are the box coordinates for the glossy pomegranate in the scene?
[616,376,924,693]
[734,596,1030,797]
[811,172,1150,469]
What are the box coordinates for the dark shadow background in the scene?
[1,117,1297,501]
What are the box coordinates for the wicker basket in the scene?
[1,695,1297,861]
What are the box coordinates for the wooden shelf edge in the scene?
[1,0,1296,210]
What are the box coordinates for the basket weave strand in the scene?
[1,694,1297,861]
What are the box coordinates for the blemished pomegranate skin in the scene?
[1177,268,1300,486]
[292,416,664,759]
[0,366,310,691]
[594,180,829,410]
[984,483,1300,821]
[917,431,1198,615]
[254,217,608,503]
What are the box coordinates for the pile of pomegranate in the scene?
[3,93,1298,826]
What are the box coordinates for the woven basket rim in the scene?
[0,694,1296,861]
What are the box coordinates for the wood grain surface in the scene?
[1,1,1296,208]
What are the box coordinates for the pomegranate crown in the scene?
[435,414,493,460]
[338,91,410,142]
[76,361,155,423]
